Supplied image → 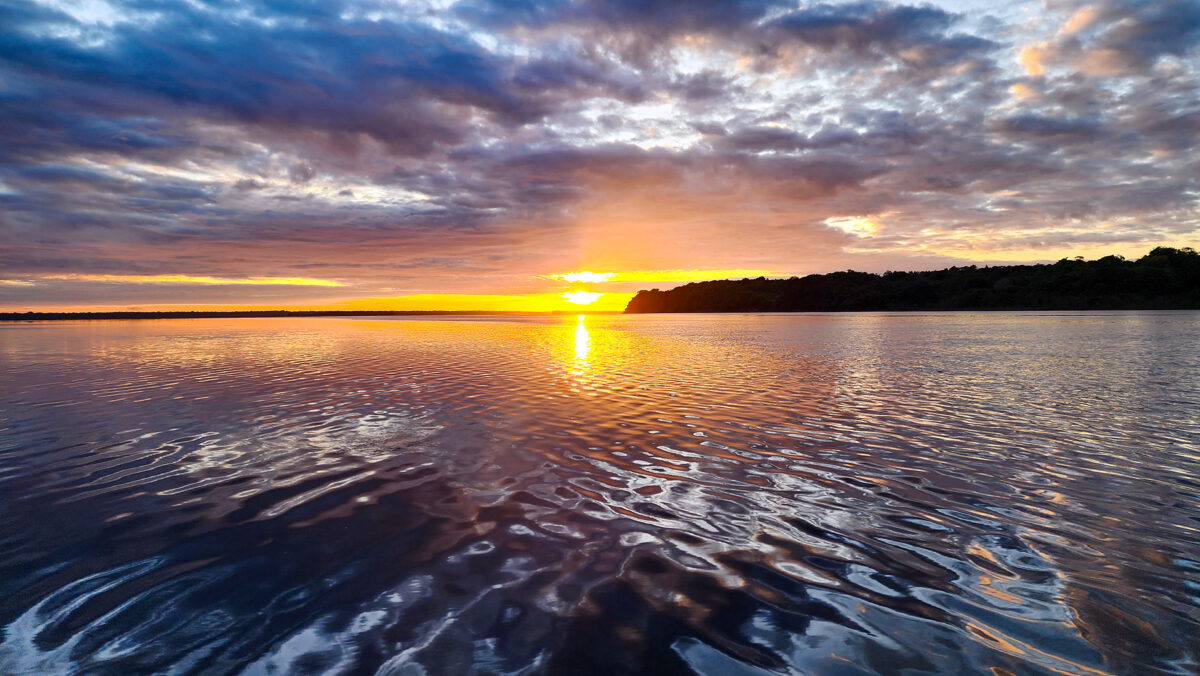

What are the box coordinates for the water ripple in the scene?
[1,313,1199,674]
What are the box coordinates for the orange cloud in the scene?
[1009,83,1037,101]
[1078,48,1127,75]
[1018,44,1048,76]
[1060,6,1099,36]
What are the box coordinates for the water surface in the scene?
[1,313,1198,674]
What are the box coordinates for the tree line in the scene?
[624,247,1200,313]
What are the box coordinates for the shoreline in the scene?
[4,308,1198,322]
[0,310,623,322]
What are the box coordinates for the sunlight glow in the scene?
[328,292,633,313]
[610,269,778,283]
[551,272,615,283]
[5,292,639,314]
[561,291,603,305]
[546,269,777,284]
[824,217,879,239]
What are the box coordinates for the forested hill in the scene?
[624,247,1200,313]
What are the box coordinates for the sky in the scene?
[0,0,1197,311]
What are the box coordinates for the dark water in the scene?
[1,313,1199,675]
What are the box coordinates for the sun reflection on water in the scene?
[568,314,594,393]
[574,314,589,363]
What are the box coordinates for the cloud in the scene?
[40,274,345,286]
[0,0,1197,309]
[458,0,785,36]
[1016,0,1200,76]
[234,178,267,191]
[288,163,316,184]
[763,2,997,68]
[994,114,1104,142]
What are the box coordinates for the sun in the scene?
[560,291,602,305]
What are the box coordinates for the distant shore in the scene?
[625,247,1199,314]
[0,310,620,322]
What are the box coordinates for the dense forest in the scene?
[625,247,1200,313]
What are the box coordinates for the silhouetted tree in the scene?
[624,248,1200,313]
